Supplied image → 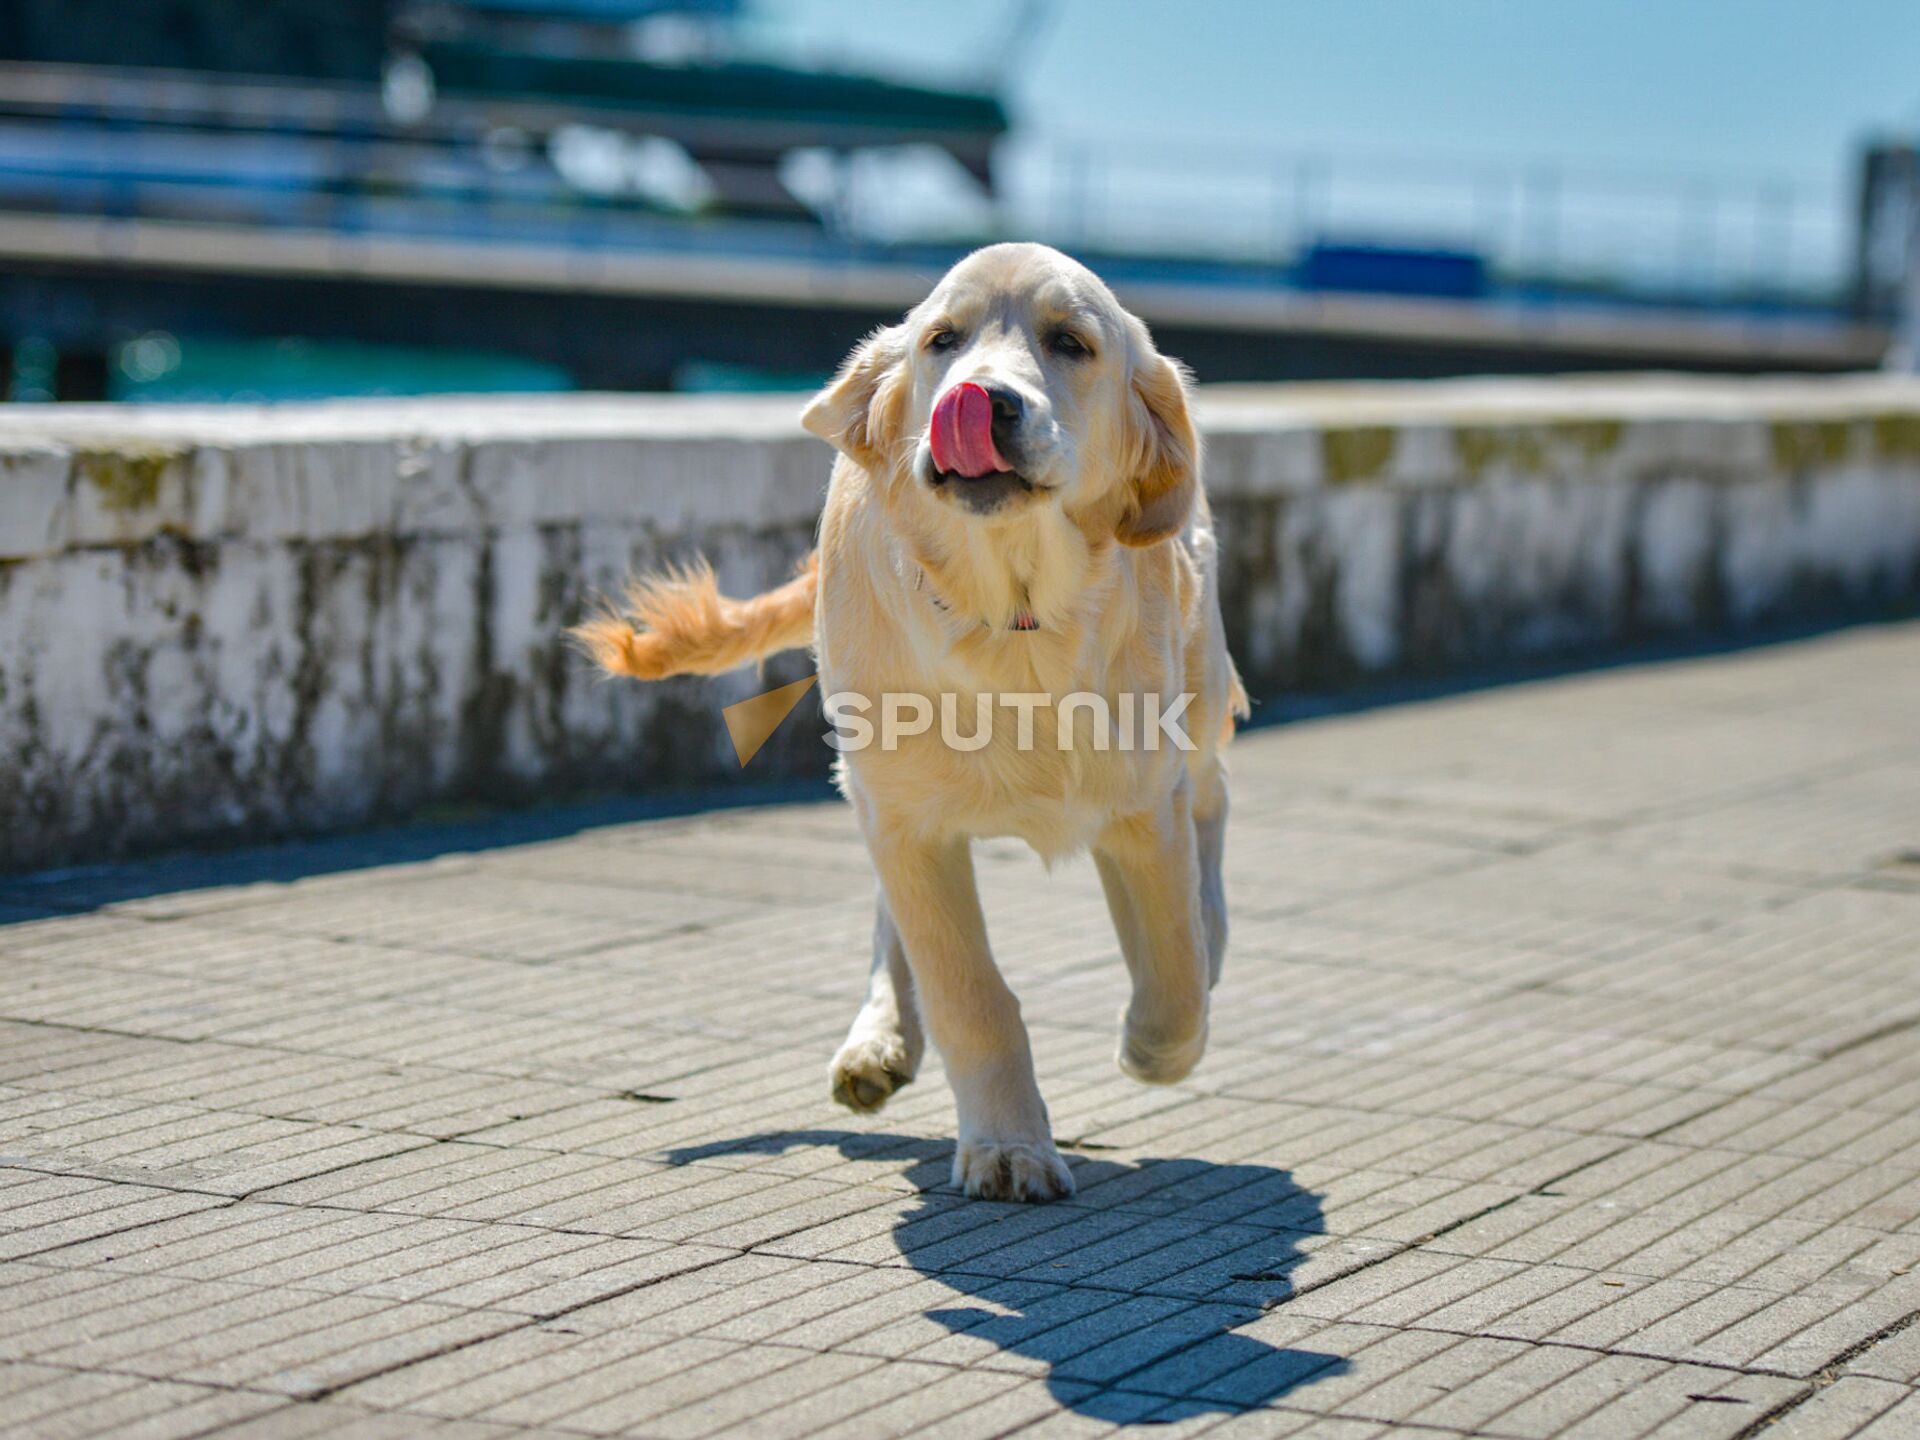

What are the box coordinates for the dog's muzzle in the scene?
[925,381,1044,514]
[929,382,1013,478]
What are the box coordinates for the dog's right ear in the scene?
[801,324,910,473]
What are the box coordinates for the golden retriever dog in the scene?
[577,243,1246,1200]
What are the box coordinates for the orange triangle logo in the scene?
[722,673,818,767]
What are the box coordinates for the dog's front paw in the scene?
[952,1138,1075,1201]
[1117,1010,1208,1085]
[830,1032,917,1114]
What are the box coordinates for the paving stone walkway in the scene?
[3,623,1920,1438]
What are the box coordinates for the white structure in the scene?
[4,377,1920,869]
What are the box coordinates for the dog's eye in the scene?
[1048,331,1092,360]
[926,328,960,353]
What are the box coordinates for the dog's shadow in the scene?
[663,1131,1348,1422]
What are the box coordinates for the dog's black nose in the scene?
[982,383,1024,450]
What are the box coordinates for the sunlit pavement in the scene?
[2,622,1918,1438]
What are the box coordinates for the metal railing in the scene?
[848,135,1851,305]
[0,58,1859,309]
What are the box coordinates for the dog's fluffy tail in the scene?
[572,551,818,679]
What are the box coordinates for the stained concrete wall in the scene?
[5,376,1920,869]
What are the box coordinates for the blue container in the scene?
[1300,243,1488,299]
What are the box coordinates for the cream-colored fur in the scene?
[579,243,1247,1201]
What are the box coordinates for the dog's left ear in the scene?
[801,324,910,474]
[1115,348,1199,548]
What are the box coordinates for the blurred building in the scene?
[0,2,1891,400]
[0,0,1010,396]
[1857,142,1920,369]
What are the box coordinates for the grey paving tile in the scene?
[4,621,1919,1437]
[0,1091,432,1196]
[0,1360,285,1438]
[30,1200,731,1315]
[0,1168,231,1260]
[0,1261,526,1400]
[1744,1378,1911,1440]
[201,1400,572,1438]
[1853,1386,1920,1439]
[1846,1314,1920,1385]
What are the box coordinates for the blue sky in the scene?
[759,0,1920,287]
[766,0,1919,182]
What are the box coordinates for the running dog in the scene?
[576,243,1246,1200]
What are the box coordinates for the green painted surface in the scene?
[1322,426,1396,485]
[77,445,186,514]
[1770,419,1856,472]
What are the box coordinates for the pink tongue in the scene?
[930,382,1011,478]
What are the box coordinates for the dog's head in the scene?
[802,243,1198,548]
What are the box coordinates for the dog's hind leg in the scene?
[829,897,925,1114]
[1192,756,1230,989]
[1096,774,1211,1085]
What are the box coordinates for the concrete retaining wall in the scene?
[5,376,1920,869]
